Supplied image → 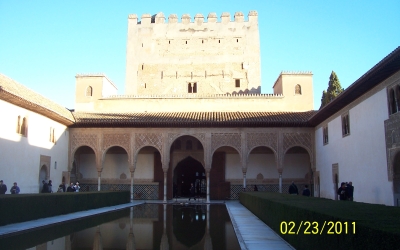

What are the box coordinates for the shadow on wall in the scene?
[229,86,261,95]
[0,137,61,194]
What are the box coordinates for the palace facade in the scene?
[1,11,399,206]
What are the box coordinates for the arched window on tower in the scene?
[188,83,193,93]
[86,86,93,97]
[193,82,197,93]
[16,115,21,133]
[295,84,302,95]
[21,117,28,137]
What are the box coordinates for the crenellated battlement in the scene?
[281,71,313,75]
[105,93,283,99]
[125,10,261,96]
[128,11,258,24]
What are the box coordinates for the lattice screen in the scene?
[230,184,312,199]
[80,184,159,200]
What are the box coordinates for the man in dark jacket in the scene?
[302,185,311,197]
[41,180,49,193]
[337,182,347,200]
[346,181,354,201]
[0,180,7,194]
[289,182,298,195]
[67,182,76,192]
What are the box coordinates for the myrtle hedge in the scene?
[0,191,130,226]
[240,192,400,250]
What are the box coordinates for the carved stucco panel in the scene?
[103,134,131,153]
[247,133,278,153]
[135,133,163,154]
[71,133,98,155]
[167,133,206,148]
[246,132,278,165]
[282,133,313,165]
[211,133,241,156]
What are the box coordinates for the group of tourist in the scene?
[0,180,20,194]
[66,182,81,192]
[41,180,80,193]
[0,180,82,195]
[288,181,311,197]
[337,181,354,201]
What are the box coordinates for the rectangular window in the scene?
[323,125,329,145]
[50,127,55,143]
[342,113,350,137]
[235,79,240,88]
[17,116,28,137]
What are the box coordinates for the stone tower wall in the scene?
[125,11,261,95]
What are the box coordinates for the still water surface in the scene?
[2,203,240,250]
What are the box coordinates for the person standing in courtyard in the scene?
[67,182,75,192]
[41,180,49,193]
[254,185,258,191]
[289,181,298,195]
[74,181,80,192]
[189,183,196,201]
[58,182,66,192]
[10,182,20,194]
[48,180,53,193]
[302,185,310,197]
[346,181,354,201]
[0,180,7,194]
[338,182,347,201]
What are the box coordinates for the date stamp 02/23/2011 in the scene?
[280,221,356,235]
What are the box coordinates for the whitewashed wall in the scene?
[0,100,69,193]
[315,88,392,205]
[247,153,278,179]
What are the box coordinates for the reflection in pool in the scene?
[2,203,240,249]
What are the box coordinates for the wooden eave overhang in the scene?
[0,87,75,126]
[70,111,316,128]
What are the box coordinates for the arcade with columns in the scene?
[69,127,314,201]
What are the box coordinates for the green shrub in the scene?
[0,191,130,226]
[240,192,400,250]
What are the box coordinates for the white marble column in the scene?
[243,171,247,191]
[130,171,135,202]
[206,170,210,203]
[163,171,167,202]
[97,171,101,191]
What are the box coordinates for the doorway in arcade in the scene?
[173,157,206,198]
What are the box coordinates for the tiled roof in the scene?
[71,111,316,127]
[0,74,75,125]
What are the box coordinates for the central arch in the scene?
[169,135,205,199]
[173,157,205,198]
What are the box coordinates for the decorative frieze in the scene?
[211,133,241,155]
[103,133,130,152]
[135,133,163,153]
[283,132,312,154]
[247,132,278,153]
[71,133,98,154]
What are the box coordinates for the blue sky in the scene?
[0,1,399,110]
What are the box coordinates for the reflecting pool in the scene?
[1,203,240,250]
